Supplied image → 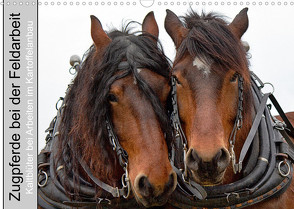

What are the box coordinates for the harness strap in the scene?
[237,93,270,171]
[38,189,65,209]
[279,130,294,162]
[78,158,127,198]
[171,164,207,200]
[269,94,294,139]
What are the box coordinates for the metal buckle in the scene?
[230,145,238,174]
[274,121,286,131]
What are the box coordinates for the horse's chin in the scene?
[189,170,224,186]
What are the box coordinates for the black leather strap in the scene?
[238,93,270,169]
[269,94,294,139]
[171,164,207,200]
[78,158,127,198]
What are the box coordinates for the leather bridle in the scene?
[38,61,142,209]
[168,71,294,208]
[66,61,132,199]
[170,73,246,176]
[169,75,208,200]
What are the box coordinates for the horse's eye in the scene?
[108,94,118,102]
[230,73,238,82]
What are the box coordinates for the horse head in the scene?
[165,8,253,185]
[56,12,176,207]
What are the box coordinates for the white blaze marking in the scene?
[193,57,211,77]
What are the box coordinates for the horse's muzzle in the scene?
[186,148,230,184]
[133,171,177,207]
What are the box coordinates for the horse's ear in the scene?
[164,9,187,49]
[90,15,111,52]
[142,11,159,40]
[229,8,249,39]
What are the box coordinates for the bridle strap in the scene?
[77,157,127,198]
[170,76,207,200]
[170,76,188,146]
[237,93,270,172]
[50,72,131,199]
[228,75,245,173]
[106,118,129,167]
[171,164,207,200]
[168,71,293,208]
[269,94,294,139]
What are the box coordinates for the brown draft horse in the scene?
[165,8,294,209]
[38,12,177,208]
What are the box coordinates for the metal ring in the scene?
[122,179,131,199]
[38,171,48,187]
[122,167,131,199]
[263,82,275,94]
[278,161,291,177]
[69,66,77,75]
[122,171,130,186]
[55,97,64,110]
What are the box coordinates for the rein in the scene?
[168,72,294,208]
[38,60,142,209]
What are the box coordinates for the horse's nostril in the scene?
[186,148,230,175]
[187,149,201,164]
[136,175,152,197]
[138,176,146,190]
[164,172,177,193]
[214,148,230,172]
[213,149,223,162]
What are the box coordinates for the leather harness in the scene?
[38,62,144,209]
[38,56,294,208]
[168,72,294,209]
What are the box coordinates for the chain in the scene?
[106,119,128,168]
[170,76,190,180]
[229,75,244,174]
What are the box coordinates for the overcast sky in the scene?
[38,1,294,151]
